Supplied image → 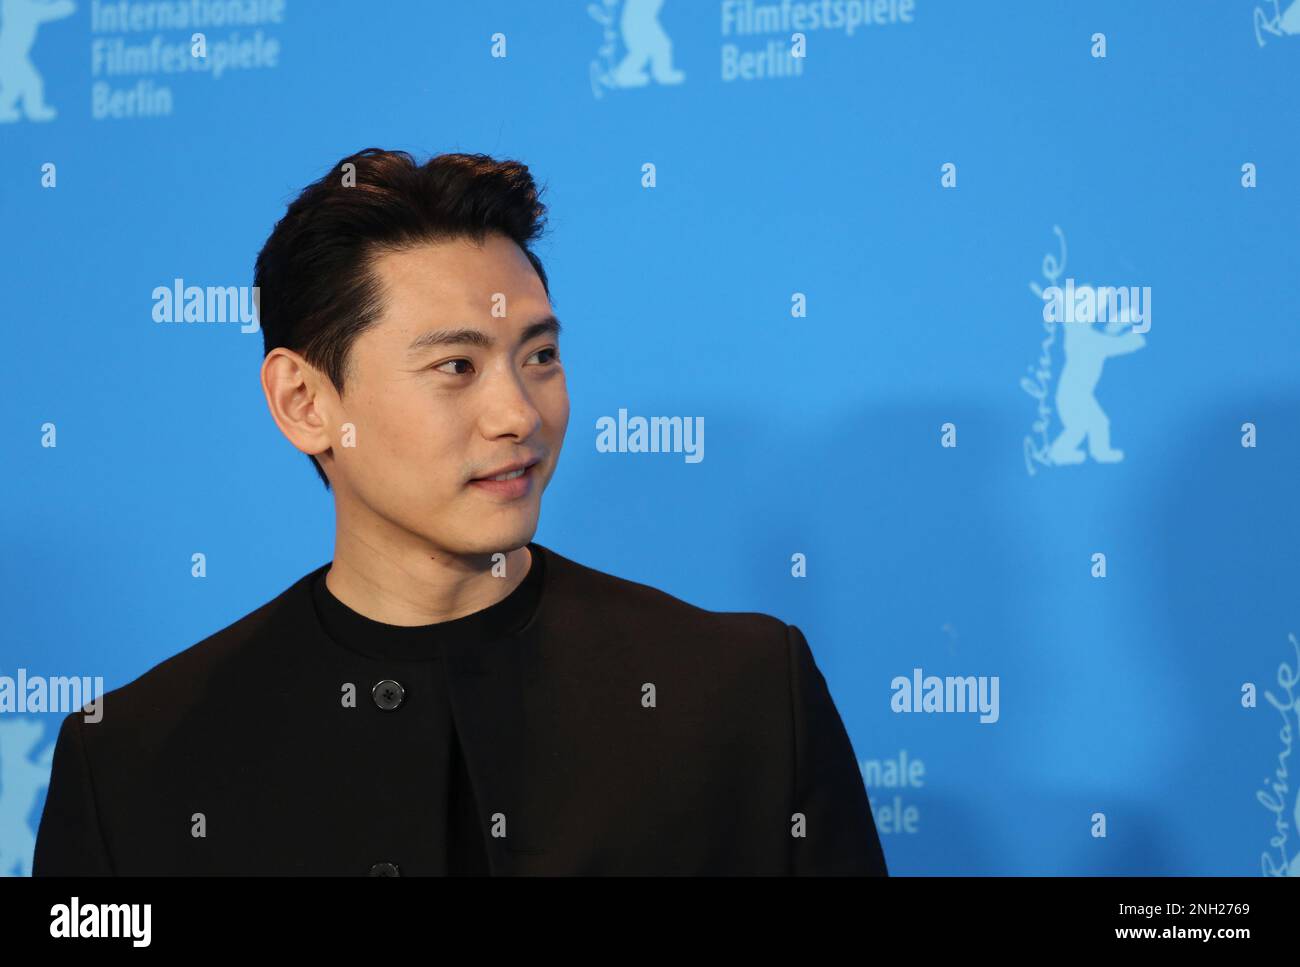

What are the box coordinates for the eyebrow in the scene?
[405,314,562,357]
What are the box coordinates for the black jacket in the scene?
[33,542,887,876]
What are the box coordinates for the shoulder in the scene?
[535,543,797,666]
[74,564,326,744]
[540,543,788,628]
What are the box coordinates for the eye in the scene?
[433,358,474,376]
[528,346,560,365]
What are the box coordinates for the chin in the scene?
[449,518,537,556]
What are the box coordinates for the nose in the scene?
[477,362,543,442]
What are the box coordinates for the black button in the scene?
[372,680,405,711]
[369,862,400,877]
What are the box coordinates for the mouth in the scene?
[468,458,539,499]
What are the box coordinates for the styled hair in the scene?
[253,148,551,489]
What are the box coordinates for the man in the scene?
[33,148,888,876]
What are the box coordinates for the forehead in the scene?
[368,233,548,325]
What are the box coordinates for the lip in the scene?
[472,456,540,481]
[468,458,539,500]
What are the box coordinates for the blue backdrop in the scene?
[2,0,1298,876]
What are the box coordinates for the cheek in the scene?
[556,400,571,441]
[363,389,452,470]
[543,378,571,436]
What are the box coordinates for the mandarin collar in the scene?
[310,543,547,662]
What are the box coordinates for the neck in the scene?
[324,500,532,627]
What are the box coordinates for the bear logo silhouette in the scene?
[0,0,76,123]
[1256,0,1300,46]
[1047,316,1146,465]
[0,717,56,876]
[589,0,685,96]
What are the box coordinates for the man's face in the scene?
[324,233,568,556]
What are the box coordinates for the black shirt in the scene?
[310,544,546,876]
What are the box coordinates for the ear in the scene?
[261,348,336,464]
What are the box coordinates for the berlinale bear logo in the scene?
[588,0,686,99]
[1047,302,1147,466]
[0,717,56,876]
[1020,227,1151,474]
[1255,0,1300,46]
[0,0,76,123]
